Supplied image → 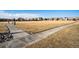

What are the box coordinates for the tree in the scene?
[56,18,60,21]
[51,18,54,20]
[73,18,76,21]
[39,17,43,21]
[17,17,24,21]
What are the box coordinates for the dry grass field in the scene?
[0,22,7,32]
[26,22,79,48]
[0,21,75,33]
[16,21,75,33]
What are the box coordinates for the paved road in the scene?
[0,22,77,48]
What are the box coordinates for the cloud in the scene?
[15,13,40,19]
[0,11,40,19]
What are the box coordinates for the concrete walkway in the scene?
[0,24,32,48]
[0,22,77,48]
[6,24,30,39]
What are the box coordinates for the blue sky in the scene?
[0,10,79,18]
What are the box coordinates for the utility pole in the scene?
[13,18,16,25]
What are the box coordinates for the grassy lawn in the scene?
[26,22,79,48]
[16,21,75,33]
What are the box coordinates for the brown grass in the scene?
[0,21,75,33]
[16,21,75,33]
[0,22,7,32]
[26,22,79,48]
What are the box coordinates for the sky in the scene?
[0,10,79,19]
